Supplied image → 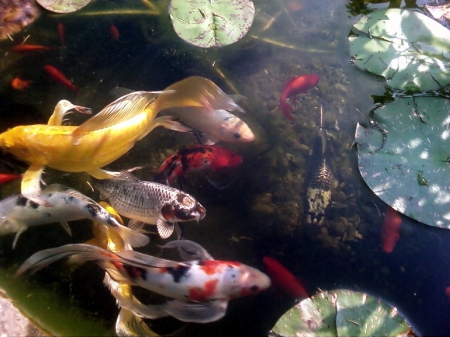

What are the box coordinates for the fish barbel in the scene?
[92,171,206,239]
[0,80,205,205]
[16,240,270,323]
[0,184,149,248]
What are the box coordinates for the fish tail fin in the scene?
[15,244,106,277]
[116,308,162,337]
[279,101,295,121]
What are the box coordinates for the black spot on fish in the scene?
[177,193,188,204]
[16,196,28,207]
[28,200,39,209]
[233,132,241,139]
[166,264,190,283]
[47,193,53,197]
[85,203,100,217]
[250,285,259,292]
[107,218,117,227]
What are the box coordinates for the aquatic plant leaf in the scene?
[349,9,450,91]
[355,97,450,228]
[168,0,255,48]
[36,0,92,13]
[271,290,411,336]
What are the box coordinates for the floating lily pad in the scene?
[169,0,255,48]
[355,97,450,228]
[349,9,450,91]
[36,0,92,13]
[271,290,412,337]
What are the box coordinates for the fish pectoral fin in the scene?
[72,91,158,142]
[164,300,228,323]
[158,240,214,261]
[115,250,180,268]
[87,169,122,180]
[156,219,175,239]
[116,308,164,337]
[12,226,28,249]
[128,219,146,233]
[196,131,217,145]
[47,100,91,126]
[59,222,72,236]
[21,164,52,206]
[112,222,150,248]
[146,116,192,137]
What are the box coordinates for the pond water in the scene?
[1,0,450,336]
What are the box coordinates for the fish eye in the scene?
[250,285,259,292]
[233,132,241,139]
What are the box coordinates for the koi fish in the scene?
[58,23,65,45]
[279,74,320,121]
[381,206,402,254]
[0,173,22,184]
[92,170,206,239]
[11,77,31,90]
[16,240,271,323]
[154,144,243,185]
[10,44,55,53]
[262,256,308,299]
[157,76,255,144]
[110,25,119,41]
[0,184,149,248]
[0,82,199,205]
[44,65,78,92]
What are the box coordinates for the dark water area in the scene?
[1,0,450,336]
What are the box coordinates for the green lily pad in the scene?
[355,97,450,228]
[271,290,412,337]
[36,0,92,13]
[168,0,255,48]
[349,9,450,91]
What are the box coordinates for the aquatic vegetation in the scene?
[270,290,414,336]
[349,9,450,91]
[0,0,41,41]
[355,97,450,228]
[168,0,255,48]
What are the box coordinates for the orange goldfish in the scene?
[110,25,119,41]
[381,206,402,253]
[11,77,31,90]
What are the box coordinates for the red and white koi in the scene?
[16,240,270,323]
[279,74,320,121]
[0,184,149,248]
[154,144,243,185]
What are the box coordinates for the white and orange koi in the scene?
[16,240,270,323]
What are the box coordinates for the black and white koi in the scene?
[91,171,206,239]
[0,184,149,248]
[16,240,270,323]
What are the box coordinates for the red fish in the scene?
[110,25,119,41]
[445,287,450,299]
[44,65,78,92]
[10,44,55,53]
[381,206,402,253]
[262,256,308,299]
[0,173,23,184]
[11,77,31,90]
[279,74,320,121]
[154,144,243,184]
[58,23,65,46]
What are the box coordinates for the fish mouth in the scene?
[173,202,206,222]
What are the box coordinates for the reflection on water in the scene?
[1,0,450,335]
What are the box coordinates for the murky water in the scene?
[1,0,450,335]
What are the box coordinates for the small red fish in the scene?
[11,77,31,90]
[44,65,78,92]
[0,173,23,184]
[110,25,119,41]
[154,144,243,184]
[58,23,65,46]
[279,74,320,121]
[10,44,56,53]
[445,287,450,299]
[262,256,308,299]
[381,206,402,253]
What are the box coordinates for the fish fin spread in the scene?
[164,299,228,323]
[156,219,175,239]
[109,221,149,248]
[21,164,51,206]
[59,222,72,236]
[12,226,27,249]
[175,223,184,240]
[47,100,91,126]
[87,169,122,179]
[158,240,214,261]
[115,250,181,269]
[116,308,162,337]
[142,116,192,140]
[128,219,146,233]
[71,91,158,144]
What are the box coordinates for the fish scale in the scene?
[92,171,206,239]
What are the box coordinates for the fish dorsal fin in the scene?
[155,76,243,113]
[43,184,93,202]
[116,170,140,181]
[156,219,175,239]
[72,91,158,141]
[158,240,214,261]
[115,250,181,268]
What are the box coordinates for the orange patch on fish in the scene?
[200,260,241,275]
[11,77,31,91]
[188,279,218,301]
